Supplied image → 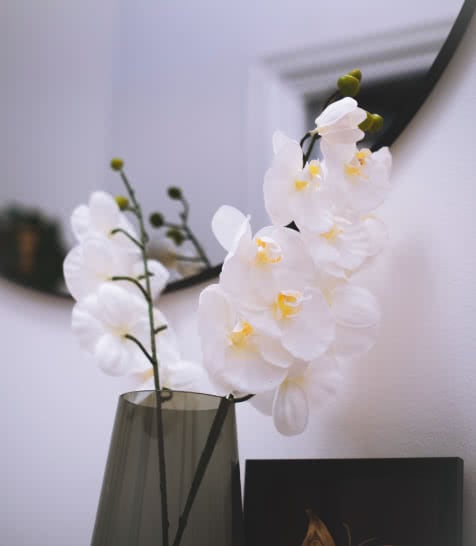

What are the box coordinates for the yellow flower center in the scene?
[294,179,309,191]
[229,321,254,347]
[344,149,371,180]
[308,162,321,177]
[273,290,304,320]
[320,224,343,242]
[255,237,282,265]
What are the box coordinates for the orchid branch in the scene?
[110,275,150,302]
[114,165,171,546]
[110,228,144,250]
[124,334,155,366]
[172,395,233,546]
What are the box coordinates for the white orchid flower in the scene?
[71,191,140,253]
[198,284,293,395]
[64,237,169,301]
[241,282,335,362]
[300,210,387,278]
[326,146,393,213]
[71,283,168,376]
[213,206,314,302]
[263,131,331,229]
[251,354,341,435]
[314,97,367,145]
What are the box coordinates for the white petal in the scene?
[89,191,121,234]
[211,205,250,253]
[133,260,170,299]
[94,334,130,376]
[198,284,234,341]
[219,347,288,394]
[315,97,358,128]
[71,205,90,241]
[271,139,303,179]
[273,381,308,436]
[272,130,294,155]
[63,246,91,301]
[162,359,213,393]
[257,335,294,368]
[304,354,342,406]
[281,290,335,361]
[71,295,103,352]
[96,283,146,330]
[249,389,276,416]
[332,285,380,328]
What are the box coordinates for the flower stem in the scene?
[110,276,150,302]
[302,133,321,165]
[118,168,170,546]
[172,396,233,546]
[182,224,212,268]
[124,334,155,366]
[109,228,144,250]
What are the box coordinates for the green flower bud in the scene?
[167,186,183,200]
[337,74,360,97]
[359,112,384,133]
[348,68,362,82]
[114,195,129,210]
[149,212,164,228]
[166,228,185,246]
[110,158,124,171]
[358,112,374,132]
[369,113,384,132]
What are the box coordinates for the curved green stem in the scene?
[182,224,212,268]
[154,324,168,335]
[124,334,154,366]
[110,228,144,250]
[110,275,150,302]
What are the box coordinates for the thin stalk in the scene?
[110,275,150,302]
[117,168,170,546]
[182,224,212,268]
[300,131,312,149]
[109,228,144,250]
[172,396,233,546]
[124,334,155,366]
[302,133,321,165]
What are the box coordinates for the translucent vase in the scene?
[91,390,243,546]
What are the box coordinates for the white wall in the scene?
[2,0,461,259]
[2,2,475,545]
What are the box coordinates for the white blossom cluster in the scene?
[197,97,392,435]
[63,191,208,390]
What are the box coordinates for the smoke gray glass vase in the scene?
[91,390,243,546]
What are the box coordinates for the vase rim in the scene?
[120,389,228,411]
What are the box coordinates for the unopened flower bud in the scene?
[337,74,360,97]
[149,212,164,228]
[115,195,129,210]
[358,112,374,132]
[348,68,362,82]
[369,113,384,132]
[167,186,183,200]
[166,228,185,246]
[110,158,124,171]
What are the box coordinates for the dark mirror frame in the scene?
[2,0,475,298]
